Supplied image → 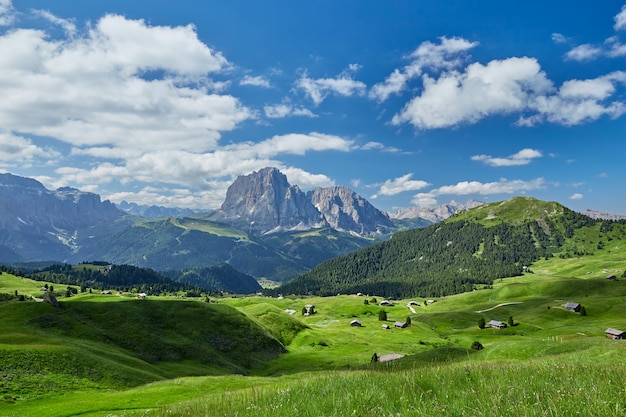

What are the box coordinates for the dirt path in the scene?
[475,302,522,313]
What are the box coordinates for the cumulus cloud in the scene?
[32,9,77,36]
[263,104,316,119]
[240,75,271,87]
[551,33,568,44]
[392,57,553,129]
[0,132,61,166]
[56,132,354,207]
[569,193,583,200]
[0,13,251,156]
[615,5,626,31]
[411,177,546,207]
[472,148,542,167]
[521,71,626,126]
[370,36,478,102]
[371,173,430,199]
[387,43,626,130]
[564,44,603,61]
[0,0,15,26]
[295,66,366,105]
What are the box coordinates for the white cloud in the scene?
[385,42,626,129]
[551,33,567,44]
[472,148,542,167]
[411,177,546,207]
[0,0,15,26]
[54,132,354,207]
[295,68,366,106]
[360,141,401,153]
[240,75,271,88]
[0,14,251,155]
[569,193,583,200]
[32,9,77,36]
[392,57,553,129]
[565,44,603,61]
[263,104,316,119]
[370,36,478,102]
[615,5,626,31]
[523,72,626,126]
[0,132,61,166]
[371,173,430,198]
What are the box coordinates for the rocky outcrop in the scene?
[210,168,392,236]
[582,209,626,221]
[210,167,325,234]
[0,173,128,261]
[309,186,394,235]
[391,200,484,223]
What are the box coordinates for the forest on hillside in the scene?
[270,208,600,299]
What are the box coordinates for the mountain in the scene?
[309,186,394,235]
[210,167,393,236]
[0,171,389,282]
[582,209,626,221]
[117,200,202,218]
[270,197,601,299]
[391,200,484,223]
[210,167,324,234]
[0,173,130,262]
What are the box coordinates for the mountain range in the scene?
[1,168,622,284]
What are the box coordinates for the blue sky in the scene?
[1,1,625,214]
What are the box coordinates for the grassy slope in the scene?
[0,274,284,407]
[3,208,626,415]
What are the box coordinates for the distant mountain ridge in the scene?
[390,200,485,223]
[582,209,626,221]
[2,170,624,285]
[117,201,201,218]
[0,173,129,262]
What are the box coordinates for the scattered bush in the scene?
[471,341,484,350]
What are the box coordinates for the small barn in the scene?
[488,320,507,329]
[605,328,626,339]
[379,300,394,307]
[564,302,581,312]
[606,274,617,281]
[394,321,408,329]
[381,324,390,330]
[304,304,316,316]
[407,301,421,306]
[350,319,362,327]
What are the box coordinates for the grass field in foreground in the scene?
[3,270,626,416]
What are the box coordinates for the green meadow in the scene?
[2,242,626,416]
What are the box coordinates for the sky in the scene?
[1,0,625,214]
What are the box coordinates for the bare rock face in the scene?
[391,200,484,223]
[211,167,324,234]
[0,173,127,262]
[309,186,394,235]
[582,209,626,221]
[211,168,393,236]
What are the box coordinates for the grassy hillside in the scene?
[3,197,626,416]
[4,267,626,415]
[0,274,285,404]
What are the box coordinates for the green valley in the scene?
[2,197,626,416]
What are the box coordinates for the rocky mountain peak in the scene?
[211,167,324,234]
[309,186,394,235]
[211,168,392,236]
[390,200,485,223]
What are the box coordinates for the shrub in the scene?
[378,310,387,321]
[478,317,486,329]
[471,341,484,350]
